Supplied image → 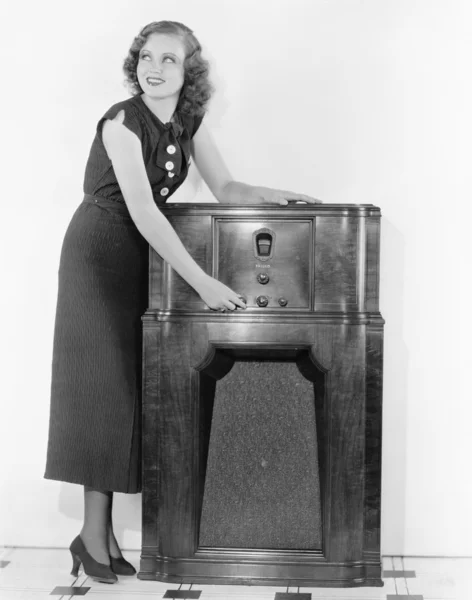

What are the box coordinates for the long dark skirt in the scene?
[44,194,149,493]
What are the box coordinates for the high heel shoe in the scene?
[109,555,137,576]
[69,535,118,584]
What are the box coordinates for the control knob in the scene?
[256,295,269,307]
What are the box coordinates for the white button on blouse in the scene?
[168,172,175,178]
[160,187,169,196]
[165,161,174,170]
[166,145,176,155]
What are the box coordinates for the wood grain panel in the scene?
[314,217,359,311]
[326,325,365,562]
[215,219,312,309]
[141,319,160,550]
[150,216,212,311]
[365,218,381,312]
[363,324,383,556]
[155,321,196,557]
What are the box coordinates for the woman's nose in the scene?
[150,61,163,72]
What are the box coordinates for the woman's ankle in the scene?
[79,528,110,564]
[107,526,123,559]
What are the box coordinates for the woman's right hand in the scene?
[195,275,247,311]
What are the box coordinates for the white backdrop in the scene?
[1,0,471,556]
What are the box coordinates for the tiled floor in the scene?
[0,549,471,600]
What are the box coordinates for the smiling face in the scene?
[137,33,186,101]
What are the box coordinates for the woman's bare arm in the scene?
[190,122,322,204]
[102,110,246,311]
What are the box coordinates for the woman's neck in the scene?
[141,93,178,124]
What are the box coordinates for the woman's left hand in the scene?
[255,186,323,205]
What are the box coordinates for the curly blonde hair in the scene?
[123,21,213,117]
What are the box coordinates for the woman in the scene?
[44,20,321,584]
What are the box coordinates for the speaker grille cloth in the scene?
[199,361,322,549]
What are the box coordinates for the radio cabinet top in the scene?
[148,203,382,319]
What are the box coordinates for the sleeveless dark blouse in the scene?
[83,94,204,203]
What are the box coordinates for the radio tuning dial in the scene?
[257,272,270,285]
[256,295,269,307]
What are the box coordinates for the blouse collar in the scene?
[136,95,185,138]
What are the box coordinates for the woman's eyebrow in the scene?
[140,49,179,58]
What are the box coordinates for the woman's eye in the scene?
[163,56,175,63]
[140,54,150,61]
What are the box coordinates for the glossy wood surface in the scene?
[140,203,384,587]
[148,204,381,315]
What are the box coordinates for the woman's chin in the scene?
[139,79,181,95]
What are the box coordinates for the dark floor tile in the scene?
[0,561,10,568]
[275,594,311,600]
[386,596,423,600]
[163,592,201,599]
[383,569,416,578]
[50,587,91,596]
